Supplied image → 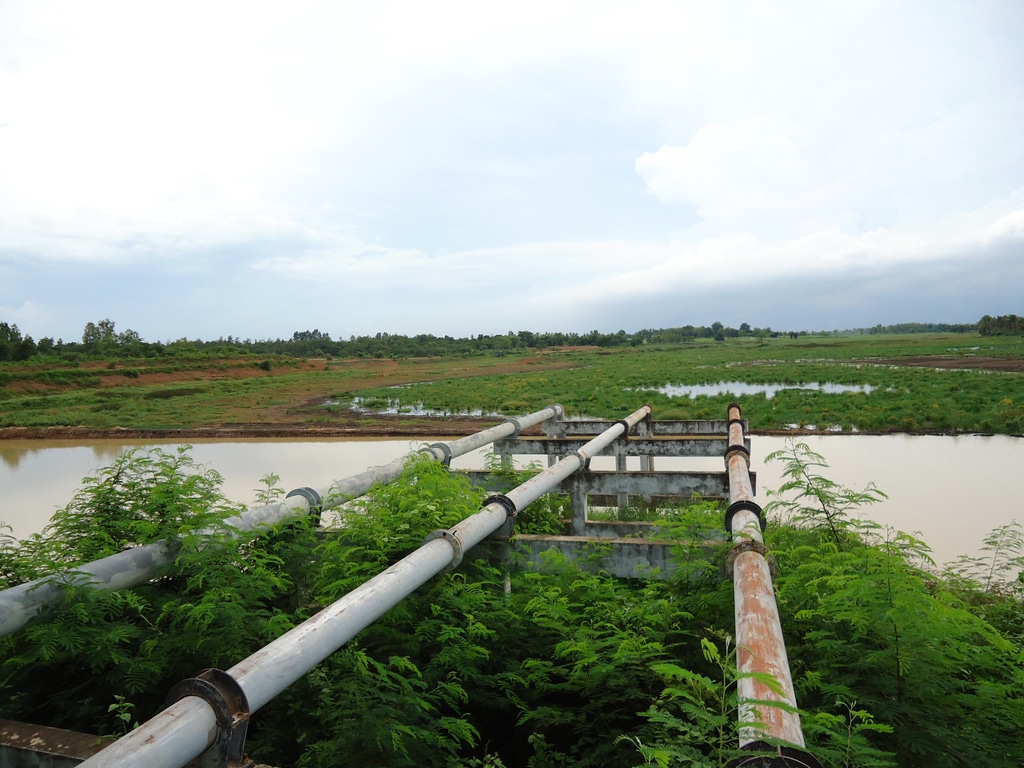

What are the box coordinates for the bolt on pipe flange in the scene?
[425,529,464,571]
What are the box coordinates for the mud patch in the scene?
[867,356,1024,372]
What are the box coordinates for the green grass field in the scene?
[1,333,1022,435]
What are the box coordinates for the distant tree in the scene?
[0,322,38,361]
[82,319,118,349]
[978,314,1024,336]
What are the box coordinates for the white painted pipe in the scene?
[0,405,565,637]
[78,405,648,768]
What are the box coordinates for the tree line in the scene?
[0,316,983,364]
[977,314,1024,336]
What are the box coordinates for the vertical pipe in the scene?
[725,404,820,767]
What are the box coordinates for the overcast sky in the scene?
[1,1,1022,343]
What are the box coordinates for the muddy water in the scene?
[2,434,1022,568]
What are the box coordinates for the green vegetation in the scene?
[1,446,1021,766]
[0,317,982,364]
[0,331,1022,435]
[978,314,1024,336]
[350,334,1024,435]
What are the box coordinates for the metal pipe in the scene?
[724,404,821,767]
[77,405,648,768]
[0,405,565,637]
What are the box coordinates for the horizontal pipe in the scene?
[0,405,565,638]
[78,405,644,768]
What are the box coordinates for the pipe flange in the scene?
[727,743,824,768]
[725,540,777,580]
[724,500,765,533]
[725,443,750,461]
[574,449,592,471]
[165,668,250,767]
[727,417,745,429]
[285,487,323,527]
[484,494,518,539]
[426,442,453,466]
[502,417,523,439]
[425,529,464,571]
[484,493,517,517]
[615,418,633,438]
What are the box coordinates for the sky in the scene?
[1,0,1023,344]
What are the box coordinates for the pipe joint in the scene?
[727,743,823,768]
[615,418,633,438]
[484,494,518,539]
[164,668,250,768]
[425,529,464,571]
[574,449,592,471]
[725,444,751,468]
[725,540,777,580]
[285,487,323,527]
[725,500,765,534]
[426,442,453,466]
[502,417,523,439]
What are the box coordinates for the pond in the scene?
[645,381,877,399]
[2,434,1022,569]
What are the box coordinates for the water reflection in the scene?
[346,397,493,418]
[1,435,1021,568]
[648,381,876,399]
[0,440,127,469]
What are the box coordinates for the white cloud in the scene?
[1,1,1023,340]
[635,115,813,214]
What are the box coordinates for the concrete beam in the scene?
[460,470,754,498]
[492,436,750,459]
[509,534,724,580]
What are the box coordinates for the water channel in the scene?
[2,434,1022,569]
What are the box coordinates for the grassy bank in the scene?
[1,333,1022,435]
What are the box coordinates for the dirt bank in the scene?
[0,412,514,441]
[868,355,1024,372]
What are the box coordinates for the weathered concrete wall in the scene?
[0,719,113,768]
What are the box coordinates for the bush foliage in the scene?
[0,446,1021,767]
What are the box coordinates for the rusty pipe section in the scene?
[77,406,647,768]
[0,405,565,638]
[725,404,819,767]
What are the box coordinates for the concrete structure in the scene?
[3,405,817,767]
[466,414,752,578]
